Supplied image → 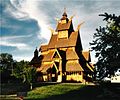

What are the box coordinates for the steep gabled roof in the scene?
[56,38,69,48]
[56,21,71,31]
[42,51,54,62]
[48,31,78,49]
[66,61,83,72]
[82,51,91,61]
[42,49,61,62]
[68,31,79,46]
[30,56,42,65]
[48,34,57,48]
[40,44,48,52]
[37,63,53,73]
[66,49,79,60]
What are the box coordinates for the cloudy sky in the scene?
[1,0,120,62]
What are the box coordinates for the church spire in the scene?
[61,8,69,22]
[34,47,38,57]
[62,8,67,17]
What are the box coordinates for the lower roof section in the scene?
[66,61,84,72]
[37,63,53,73]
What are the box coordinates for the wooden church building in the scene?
[30,10,94,83]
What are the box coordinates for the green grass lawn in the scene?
[25,83,104,100]
[1,83,120,100]
[25,83,120,100]
[25,83,85,99]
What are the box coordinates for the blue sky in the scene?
[0,0,120,62]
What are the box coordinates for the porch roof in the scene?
[37,63,53,73]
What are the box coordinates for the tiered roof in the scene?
[40,31,78,50]
[66,49,79,60]
[66,62,84,72]
[56,21,71,31]
[31,10,94,73]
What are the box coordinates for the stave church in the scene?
[30,10,94,83]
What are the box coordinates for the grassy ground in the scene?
[25,83,85,100]
[24,83,119,100]
[1,83,120,100]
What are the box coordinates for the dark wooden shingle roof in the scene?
[66,61,83,72]
[40,44,48,52]
[48,31,78,49]
[42,51,54,62]
[48,34,57,48]
[37,63,53,73]
[82,51,91,61]
[66,49,79,60]
[56,21,71,31]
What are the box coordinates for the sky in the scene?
[0,0,120,62]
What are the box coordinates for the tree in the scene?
[0,53,13,72]
[90,13,120,79]
[0,53,14,82]
[25,66,36,89]
[12,60,36,89]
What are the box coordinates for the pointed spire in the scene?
[61,8,69,22]
[62,7,67,17]
[34,47,38,57]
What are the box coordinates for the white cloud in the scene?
[6,0,29,20]
[13,55,32,61]
[1,35,32,40]
[4,0,120,62]
[8,0,51,42]
[1,41,30,50]
[0,35,32,50]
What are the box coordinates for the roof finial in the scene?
[48,27,54,35]
[76,21,85,31]
[62,7,67,17]
[64,7,66,13]
[70,14,75,21]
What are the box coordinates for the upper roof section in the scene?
[39,10,83,50]
[48,31,78,49]
[56,20,71,31]
[56,10,74,32]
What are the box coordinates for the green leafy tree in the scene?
[0,53,14,82]
[25,66,36,89]
[12,60,36,89]
[90,13,120,79]
[0,53,13,72]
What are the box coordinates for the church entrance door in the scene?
[51,66,58,82]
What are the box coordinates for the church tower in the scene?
[57,10,74,39]
[30,9,94,83]
[34,48,38,58]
